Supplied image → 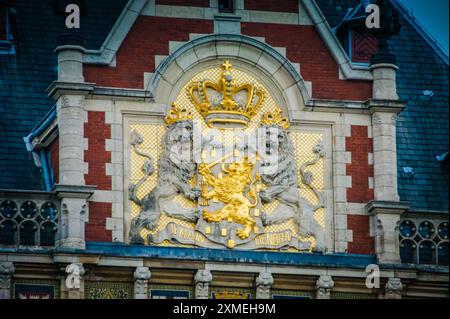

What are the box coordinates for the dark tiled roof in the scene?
[0,0,127,190]
[317,0,449,212]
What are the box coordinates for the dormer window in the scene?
[344,29,378,64]
[333,2,379,65]
[218,0,234,13]
[0,4,14,54]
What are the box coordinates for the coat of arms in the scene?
[128,61,326,252]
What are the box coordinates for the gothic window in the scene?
[399,220,449,266]
[0,3,14,54]
[0,200,59,247]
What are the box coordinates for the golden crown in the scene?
[188,60,264,128]
[164,102,193,125]
[261,107,290,129]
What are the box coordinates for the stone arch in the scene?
[148,34,312,121]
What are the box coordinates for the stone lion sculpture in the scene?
[129,120,200,244]
[259,124,326,252]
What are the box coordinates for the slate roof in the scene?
[317,0,449,212]
[0,0,127,190]
[1,1,448,213]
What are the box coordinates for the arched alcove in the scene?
[148,34,312,122]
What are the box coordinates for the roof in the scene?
[317,0,449,212]
[0,0,128,190]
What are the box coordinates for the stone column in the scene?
[315,275,334,299]
[371,63,399,101]
[385,278,403,299]
[65,263,85,299]
[49,34,95,250]
[134,267,151,299]
[194,270,212,299]
[255,272,273,299]
[0,262,15,299]
[367,59,408,264]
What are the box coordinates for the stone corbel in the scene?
[0,262,15,299]
[385,278,403,299]
[315,275,334,299]
[255,272,274,299]
[134,267,151,299]
[194,270,213,299]
[53,185,96,250]
[366,201,409,264]
[65,263,85,299]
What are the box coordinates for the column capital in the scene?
[385,278,403,299]
[0,262,15,299]
[194,269,213,299]
[366,201,410,216]
[315,275,334,299]
[255,272,274,299]
[134,267,151,299]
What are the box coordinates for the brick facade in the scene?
[48,137,59,185]
[86,202,112,242]
[345,125,375,255]
[84,111,112,190]
[347,215,375,254]
[346,125,374,203]
[241,22,372,100]
[84,17,213,89]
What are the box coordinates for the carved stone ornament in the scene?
[128,61,327,252]
[194,269,213,299]
[134,267,151,299]
[385,278,403,299]
[0,262,15,290]
[316,275,334,299]
[255,272,274,299]
[65,263,85,290]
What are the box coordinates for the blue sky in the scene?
[398,0,449,54]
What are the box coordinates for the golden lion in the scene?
[199,157,260,239]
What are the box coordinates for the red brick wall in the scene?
[156,0,209,6]
[347,215,375,254]
[241,22,372,100]
[346,125,374,203]
[84,16,213,89]
[48,137,59,184]
[84,111,112,190]
[86,202,112,242]
[245,0,298,13]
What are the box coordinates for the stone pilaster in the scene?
[370,63,399,101]
[0,262,15,299]
[194,270,213,299]
[367,60,408,264]
[134,267,151,299]
[55,34,85,83]
[315,275,334,299]
[366,201,409,264]
[255,272,274,299]
[385,278,403,299]
[48,34,95,250]
[54,185,95,249]
[65,263,85,299]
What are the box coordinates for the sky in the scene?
[398,0,449,54]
